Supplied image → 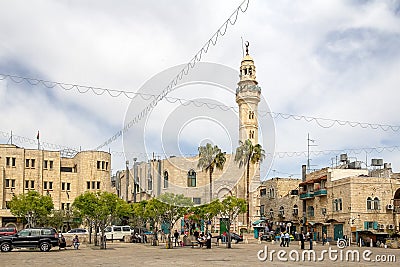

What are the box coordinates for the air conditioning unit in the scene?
[387,224,395,230]
[386,204,394,210]
[380,224,385,230]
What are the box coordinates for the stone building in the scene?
[258,178,302,234]
[0,144,111,228]
[300,160,400,245]
[116,44,263,233]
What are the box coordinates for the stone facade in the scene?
[0,144,111,228]
[115,45,264,232]
[300,165,400,244]
[259,178,302,232]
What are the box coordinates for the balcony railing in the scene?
[314,189,327,196]
[300,192,314,199]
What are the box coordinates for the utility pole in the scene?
[133,158,137,203]
[307,133,317,173]
[125,160,129,202]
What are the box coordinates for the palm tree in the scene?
[234,139,265,230]
[198,143,227,202]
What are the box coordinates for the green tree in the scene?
[198,143,226,202]
[73,191,130,248]
[157,193,193,248]
[217,196,247,248]
[234,139,265,230]
[9,190,54,227]
[145,198,167,245]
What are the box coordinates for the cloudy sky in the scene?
[0,0,399,180]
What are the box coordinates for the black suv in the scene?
[0,228,59,252]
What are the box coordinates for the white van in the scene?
[104,225,132,241]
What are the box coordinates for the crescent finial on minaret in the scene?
[245,41,249,55]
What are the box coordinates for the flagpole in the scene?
[37,131,40,150]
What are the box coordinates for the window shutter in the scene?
[373,221,379,230]
[364,221,368,230]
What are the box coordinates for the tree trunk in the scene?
[227,222,232,248]
[246,160,250,232]
[209,168,213,203]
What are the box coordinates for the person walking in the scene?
[174,230,180,247]
[300,231,305,250]
[280,232,285,247]
[284,232,290,247]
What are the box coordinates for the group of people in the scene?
[279,232,291,247]
[58,234,80,250]
[299,231,313,250]
[131,232,147,243]
[194,230,212,249]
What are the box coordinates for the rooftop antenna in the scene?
[241,37,245,57]
[307,133,317,173]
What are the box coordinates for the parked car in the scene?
[0,227,17,236]
[260,232,275,241]
[104,225,132,241]
[216,232,243,243]
[67,228,88,234]
[0,227,59,252]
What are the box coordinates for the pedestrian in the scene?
[174,230,179,247]
[73,235,80,250]
[222,231,227,243]
[59,234,66,250]
[322,232,327,246]
[307,231,313,250]
[284,232,290,247]
[280,232,285,247]
[300,231,305,250]
[206,232,212,249]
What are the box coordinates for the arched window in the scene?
[373,197,380,210]
[366,197,373,210]
[279,206,285,216]
[187,169,196,187]
[249,111,254,120]
[148,174,153,191]
[269,187,275,199]
[269,208,274,218]
[249,130,255,139]
[293,205,298,216]
[163,170,169,189]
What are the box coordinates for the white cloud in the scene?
[0,0,399,177]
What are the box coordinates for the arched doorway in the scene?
[393,188,400,211]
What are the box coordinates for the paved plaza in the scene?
[1,240,400,267]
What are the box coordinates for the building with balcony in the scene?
[300,160,400,245]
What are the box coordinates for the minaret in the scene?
[236,42,261,145]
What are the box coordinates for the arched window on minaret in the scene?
[249,130,254,139]
[249,111,254,120]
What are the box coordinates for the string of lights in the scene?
[114,145,400,159]
[95,0,250,150]
[2,69,399,133]
[2,129,399,160]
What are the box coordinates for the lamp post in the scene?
[133,158,137,203]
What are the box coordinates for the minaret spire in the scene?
[236,42,261,145]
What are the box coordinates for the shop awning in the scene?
[252,219,265,226]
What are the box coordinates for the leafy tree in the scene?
[198,143,226,202]
[157,193,193,248]
[235,139,265,230]
[217,196,247,248]
[145,198,167,245]
[9,190,54,227]
[73,191,130,248]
